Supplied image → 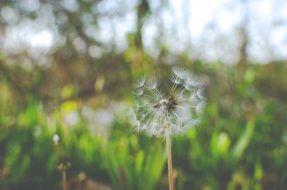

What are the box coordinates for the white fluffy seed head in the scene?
[136,78,146,88]
[131,69,206,137]
[53,134,60,145]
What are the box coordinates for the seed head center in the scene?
[154,96,177,113]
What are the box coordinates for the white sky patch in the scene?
[216,9,241,32]
[142,18,159,57]
[189,0,214,38]
[256,0,273,18]
[185,0,287,63]
[27,30,53,48]
[3,20,54,54]
[113,11,136,50]
[271,27,287,59]
[61,0,79,12]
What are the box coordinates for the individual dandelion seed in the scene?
[130,69,206,190]
[53,134,60,145]
[131,69,206,137]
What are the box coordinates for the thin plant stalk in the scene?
[62,170,67,190]
[166,134,174,190]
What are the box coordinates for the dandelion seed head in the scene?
[172,75,182,85]
[173,68,189,80]
[131,69,206,137]
[135,88,144,96]
[195,102,205,114]
[136,77,146,88]
[147,79,159,90]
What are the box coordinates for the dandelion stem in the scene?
[166,134,174,190]
[62,170,67,190]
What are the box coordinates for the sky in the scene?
[1,0,287,64]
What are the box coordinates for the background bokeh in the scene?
[0,0,287,190]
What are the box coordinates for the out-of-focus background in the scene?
[0,0,287,189]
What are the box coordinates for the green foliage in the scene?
[103,135,165,190]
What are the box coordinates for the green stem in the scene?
[166,135,174,190]
[62,170,67,190]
